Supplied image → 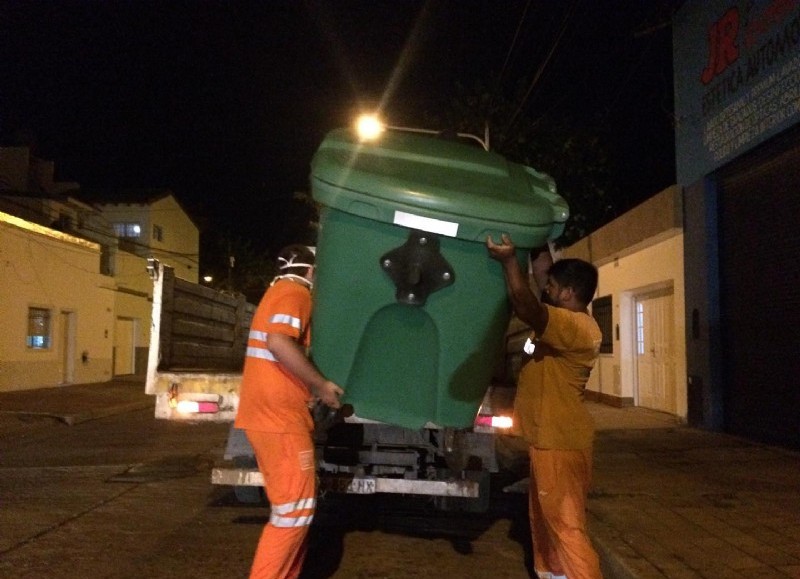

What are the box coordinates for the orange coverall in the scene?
[235,279,316,579]
[513,305,603,579]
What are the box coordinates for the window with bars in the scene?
[591,295,613,354]
[27,307,51,349]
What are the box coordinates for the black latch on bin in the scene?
[379,230,455,306]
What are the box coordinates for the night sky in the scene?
[2,0,678,246]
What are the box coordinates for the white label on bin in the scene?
[393,211,459,237]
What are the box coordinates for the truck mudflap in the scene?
[210,467,480,498]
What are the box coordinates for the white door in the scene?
[114,318,136,375]
[60,311,76,384]
[635,289,676,413]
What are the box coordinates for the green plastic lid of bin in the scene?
[310,127,569,247]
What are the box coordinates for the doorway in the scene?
[60,311,76,384]
[113,318,136,376]
[634,288,676,413]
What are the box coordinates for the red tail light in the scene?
[174,400,220,414]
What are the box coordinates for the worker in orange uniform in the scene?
[235,244,344,579]
[487,234,603,579]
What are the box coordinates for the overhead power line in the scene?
[502,0,580,136]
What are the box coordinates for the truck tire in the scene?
[234,485,265,504]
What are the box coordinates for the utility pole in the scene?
[227,241,235,291]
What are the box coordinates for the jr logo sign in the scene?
[701,6,741,84]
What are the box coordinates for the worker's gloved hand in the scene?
[314,380,344,410]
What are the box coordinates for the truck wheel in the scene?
[234,485,265,504]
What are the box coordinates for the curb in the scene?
[592,531,647,579]
[589,514,665,579]
[0,401,153,426]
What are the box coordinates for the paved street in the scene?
[2,380,800,578]
[0,401,533,579]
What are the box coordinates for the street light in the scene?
[353,113,490,150]
[203,275,213,283]
[355,114,385,140]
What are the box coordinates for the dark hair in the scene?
[548,258,598,305]
[277,244,315,276]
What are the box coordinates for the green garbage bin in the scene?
[310,128,568,429]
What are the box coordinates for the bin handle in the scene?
[380,230,455,306]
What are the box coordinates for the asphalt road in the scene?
[0,407,534,578]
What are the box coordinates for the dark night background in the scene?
[1,0,679,256]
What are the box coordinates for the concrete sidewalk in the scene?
[1,380,798,578]
[0,377,151,426]
[588,406,800,579]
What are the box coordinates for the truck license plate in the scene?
[347,477,377,494]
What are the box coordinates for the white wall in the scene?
[563,186,687,419]
[588,233,687,418]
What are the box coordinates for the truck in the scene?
[145,123,567,510]
[144,258,519,510]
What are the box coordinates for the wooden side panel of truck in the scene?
[145,259,255,421]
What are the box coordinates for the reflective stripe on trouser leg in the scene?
[245,430,316,579]
[529,446,602,579]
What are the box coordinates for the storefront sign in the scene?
[674,0,800,183]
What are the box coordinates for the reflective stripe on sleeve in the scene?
[269,313,302,330]
[246,346,276,362]
[249,330,268,342]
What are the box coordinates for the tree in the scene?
[199,232,275,304]
[199,189,320,303]
[424,78,619,246]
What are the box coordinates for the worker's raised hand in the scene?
[314,380,344,410]
[486,233,516,262]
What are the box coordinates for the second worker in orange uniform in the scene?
[235,244,343,579]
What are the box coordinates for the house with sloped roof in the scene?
[0,147,199,391]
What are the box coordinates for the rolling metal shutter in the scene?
[717,126,800,448]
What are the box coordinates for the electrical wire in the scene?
[496,0,532,89]
[523,2,674,134]
[502,0,580,137]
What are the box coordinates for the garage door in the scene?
[717,126,800,448]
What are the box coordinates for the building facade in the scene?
[674,0,800,448]
[0,147,200,391]
[564,186,687,419]
[0,212,116,390]
[96,192,199,284]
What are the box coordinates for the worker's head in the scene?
[545,259,598,309]
[277,244,316,281]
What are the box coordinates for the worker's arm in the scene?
[486,234,549,336]
[266,332,343,409]
[528,245,553,298]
